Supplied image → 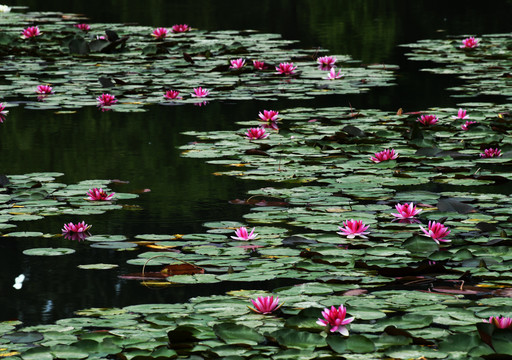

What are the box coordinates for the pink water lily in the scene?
[276,62,297,75]
[36,85,54,95]
[230,58,245,69]
[171,24,190,33]
[249,296,282,314]
[317,56,337,67]
[191,87,209,98]
[461,120,478,130]
[460,36,479,49]
[326,68,344,80]
[417,114,439,126]
[245,127,268,139]
[419,221,450,244]
[231,226,257,240]
[317,304,354,336]
[485,316,512,329]
[74,24,91,31]
[0,103,8,116]
[480,148,502,158]
[337,219,370,239]
[151,27,168,39]
[258,110,279,122]
[452,108,469,120]
[392,202,422,219]
[370,149,398,163]
[96,93,118,107]
[62,221,91,234]
[86,188,115,201]
[21,26,41,39]
[164,90,182,100]
[253,60,266,70]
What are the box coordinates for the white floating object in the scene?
[13,274,25,290]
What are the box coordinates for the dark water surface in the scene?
[1,0,511,325]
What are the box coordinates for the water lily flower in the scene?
[485,316,512,329]
[317,55,337,68]
[419,221,450,244]
[326,68,344,80]
[36,85,54,95]
[96,93,118,107]
[370,149,399,163]
[417,114,439,126]
[392,202,422,219]
[276,62,297,75]
[461,120,478,131]
[249,296,281,314]
[480,148,502,158]
[253,60,266,70]
[317,304,354,336]
[245,127,269,139]
[231,226,257,240]
[171,24,190,33]
[164,90,182,100]
[0,5,11,12]
[452,108,469,120]
[230,58,245,69]
[460,36,479,49]
[74,23,91,31]
[258,110,279,122]
[96,35,106,40]
[0,102,8,116]
[62,221,91,233]
[86,188,115,201]
[151,27,168,39]
[21,26,40,39]
[191,87,209,98]
[337,219,370,239]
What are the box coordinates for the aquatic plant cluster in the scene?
[0,7,397,117]
[1,4,512,359]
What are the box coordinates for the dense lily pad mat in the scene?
[3,6,512,360]
[4,102,512,358]
[0,289,507,359]
[0,172,135,235]
[401,33,512,98]
[0,8,396,113]
[177,102,512,288]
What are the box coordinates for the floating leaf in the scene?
[22,248,76,256]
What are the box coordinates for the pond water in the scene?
[1,0,511,327]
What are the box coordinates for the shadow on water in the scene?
[1,0,512,325]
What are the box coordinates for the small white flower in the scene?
[0,5,11,13]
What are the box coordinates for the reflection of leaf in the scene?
[437,198,475,214]
[167,326,199,351]
[68,37,89,55]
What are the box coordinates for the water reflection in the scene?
[0,0,511,326]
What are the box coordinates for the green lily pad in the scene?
[22,248,76,256]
